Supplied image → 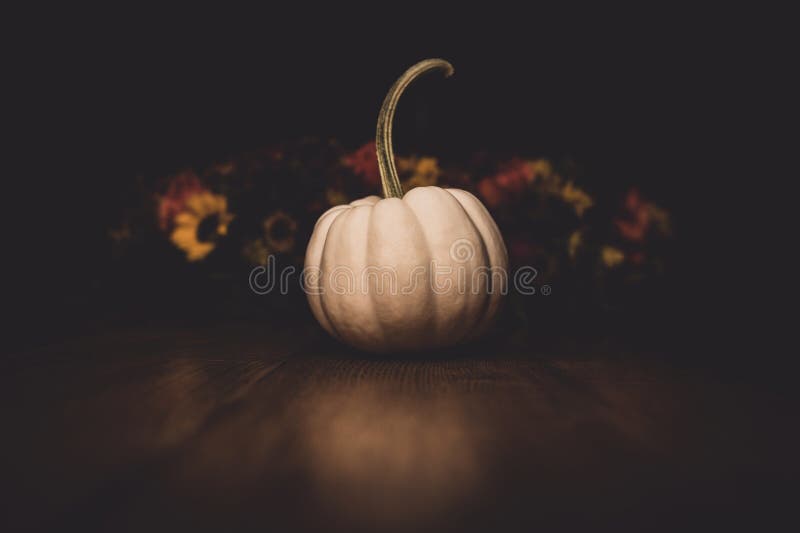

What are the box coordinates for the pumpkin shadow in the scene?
[314,325,525,362]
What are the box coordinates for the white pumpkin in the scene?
[305,59,508,352]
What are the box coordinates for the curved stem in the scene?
[376,58,454,198]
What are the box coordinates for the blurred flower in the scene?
[529,159,555,183]
[242,238,271,266]
[325,187,348,207]
[403,157,441,190]
[614,188,671,242]
[343,144,442,193]
[561,182,593,217]
[477,177,505,208]
[568,230,583,259]
[477,159,540,207]
[601,246,625,268]
[342,141,380,187]
[536,161,564,195]
[494,159,533,193]
[615,188,648,241]
[413,157,441,185]
[263,210,297,253]
[158,170,206,231]
[396,155,417,175]
[170,192,234,261]
[118,137,673,311]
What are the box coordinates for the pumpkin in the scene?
[305,59,508,352]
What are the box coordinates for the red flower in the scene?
[343,141,380,187]
[477,159,536,207]
[157,170,207,231]
[494,159,534,193]
[477,178,505,208]
[614,188,651,242]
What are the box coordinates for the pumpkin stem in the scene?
[376,58,454,198]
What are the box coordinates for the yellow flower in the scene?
[413,157,441,185]
[403,157,441,191]
[601,246,625,268]
[527,159,554,183]
[170,192,234,261]
[395,156,417,175]
[561,181,594,217]
[568,230,583,259]
[263,210,298,253]
[527,159,562,193]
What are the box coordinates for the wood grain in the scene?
[1,323,796,532]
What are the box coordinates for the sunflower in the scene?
[263,210,298,253]
[170,192,235,261]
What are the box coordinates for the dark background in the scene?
[10,13,733,353]
[4,12,794,533]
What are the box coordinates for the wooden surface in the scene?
[1,323,796,532]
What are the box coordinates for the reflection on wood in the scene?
[1,324,796,531]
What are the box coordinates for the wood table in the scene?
[2,322,795,531]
